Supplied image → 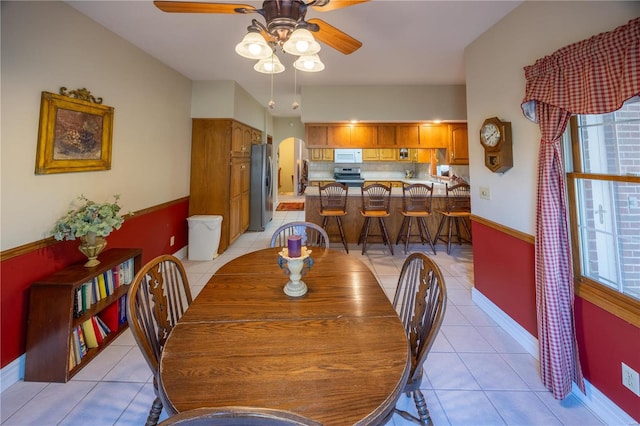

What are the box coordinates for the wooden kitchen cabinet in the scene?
[231,121,252,157]
[230,157,250,241]
[377,125,397,146]
[362,149,379,161]
[350,125,377,146]
[190,119,261,253]
[416,149,431,163]
[327,125,351,147]
[304,123,468,160]
[395,124,421,147]
[305,125,328,148]
[419,124,448,148]
[251,128,262,144]
[310,148,334,161]
[379,149,398,161]
[362,148,398,162]
[449,123,469,165]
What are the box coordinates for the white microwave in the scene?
[334,149,363,164]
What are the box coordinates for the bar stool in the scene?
[318,182,349,253]
[395,183,436,255]
[358,182,394,255]
[434,182,472,254]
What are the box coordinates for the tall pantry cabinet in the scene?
[189,119,261,253]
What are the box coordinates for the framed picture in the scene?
[35,90,114,174]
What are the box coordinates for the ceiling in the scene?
[68,0,522,117]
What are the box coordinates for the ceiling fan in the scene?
[153,0,368,55]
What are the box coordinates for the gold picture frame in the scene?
[35,90,114,174]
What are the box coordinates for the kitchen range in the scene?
[334,167,365,187]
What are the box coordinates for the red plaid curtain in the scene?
[521,17,640,399]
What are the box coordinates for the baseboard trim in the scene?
[1,355,24,393]
[173,246,188,259]
[572,380,639,426]
[472,288,637,426]
[471,288,538,358]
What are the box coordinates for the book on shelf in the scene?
[118,294,128,325]
[74,286,86,318]
[71,328,82,365]
[68,343,76,371]
[113,267,120,289]
[94,315,111,336]
[105,270,115,295]
[81,319,99,349]
[100,302,120,332]
[90,316,105,344]
[76,325,87,357]
[97,274,107,299]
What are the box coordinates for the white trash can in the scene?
[187,215,223,261]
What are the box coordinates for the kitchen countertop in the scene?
[305,180,448,197]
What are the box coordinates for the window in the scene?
[567,96,640,326]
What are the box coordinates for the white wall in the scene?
[301,85,467,123]
[191,80,269,133]
[1,1,192,250]
[465,1,640,235]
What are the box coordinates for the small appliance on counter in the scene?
[334,167,364,187]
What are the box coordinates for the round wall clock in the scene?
[480,117,513,173]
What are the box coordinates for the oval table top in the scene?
[159,248,409,426]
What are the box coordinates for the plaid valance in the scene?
[522,17,639,121]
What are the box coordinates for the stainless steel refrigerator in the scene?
[249,144,274,231]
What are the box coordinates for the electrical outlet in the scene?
[170,236,175,247]
[479,186,491,200]
[622,362,640,396]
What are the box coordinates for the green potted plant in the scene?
[51,194,125,267]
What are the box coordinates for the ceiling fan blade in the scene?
[153,1,255,14]
[312,0,370,12]
[308,18,362,55]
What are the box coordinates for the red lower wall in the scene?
[575,299,640,421]
[472,221,538,336]
[473,219,639,422]
[0,198,189,369]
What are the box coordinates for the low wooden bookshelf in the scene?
[24,248,142,383]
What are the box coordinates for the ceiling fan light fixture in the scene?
[283,28,321,56]
[235,32,272,60]
[294,54,325,72]
[254,54,285,74]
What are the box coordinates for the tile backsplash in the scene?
[308,161,469,183]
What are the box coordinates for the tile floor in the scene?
[1,196,604,425]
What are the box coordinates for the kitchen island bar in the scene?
[305,181,471,248]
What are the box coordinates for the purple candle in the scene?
[287,235,302,258]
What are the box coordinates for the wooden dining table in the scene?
[159,247,410,426]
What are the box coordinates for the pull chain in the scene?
[292,67,299,110]
[268,54,275,109]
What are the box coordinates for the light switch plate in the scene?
[479,186,491,200]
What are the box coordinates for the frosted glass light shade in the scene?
[283,29,321,56]
[235,32,272,60]
[254,55,285,74]
[293,54,325,72]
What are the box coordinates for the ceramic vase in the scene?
[78,232,107,267]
